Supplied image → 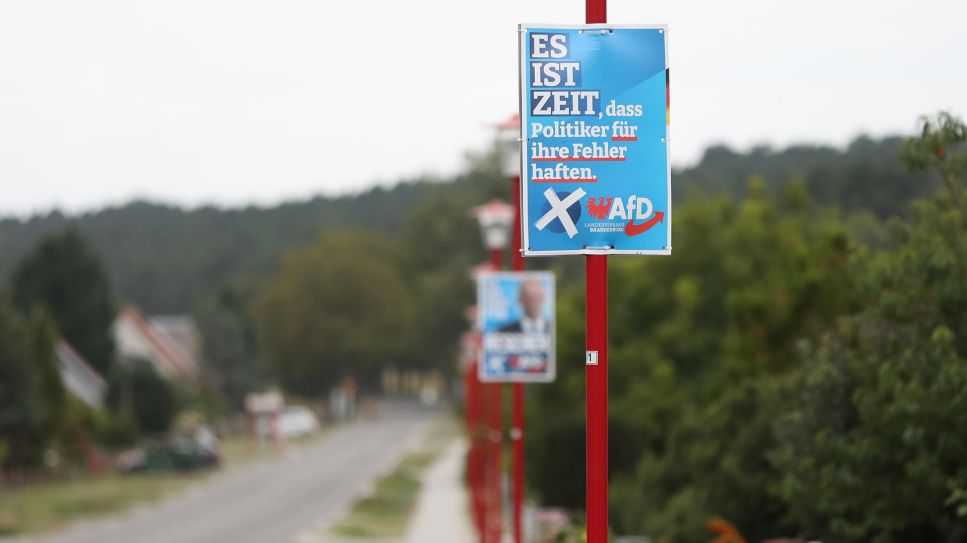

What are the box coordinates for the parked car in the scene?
[276,406,319,439]
[118,426,221,474]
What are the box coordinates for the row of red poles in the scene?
[467,1,609,538]
[465,113,525,543]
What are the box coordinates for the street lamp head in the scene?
[496,114,521,179]
[471,199,516,251]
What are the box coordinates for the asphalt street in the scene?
[18,400,437,543]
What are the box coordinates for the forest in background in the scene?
[0,135,934,315]
[1,115,964,541]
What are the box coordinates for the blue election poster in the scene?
[477,272,555,383]
[518,24,670,255]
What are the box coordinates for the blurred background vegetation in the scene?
[0,112,964,542]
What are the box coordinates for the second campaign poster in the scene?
[477,271,556,383]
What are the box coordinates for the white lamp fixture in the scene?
[472,199,516,251]
[496,114,521,179]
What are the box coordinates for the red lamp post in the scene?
[472,199,515,543]
[497,113,527,543]
[585,3,609,542]
[461,328,485,540]
[466,261,501,542]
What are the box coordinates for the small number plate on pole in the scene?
[585,350,598,365]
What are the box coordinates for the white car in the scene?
[276,406,319,439]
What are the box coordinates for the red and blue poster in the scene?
[477,271,555,383]
[518,24,671,255]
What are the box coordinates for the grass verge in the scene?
[330,415,456,540]
[0,472,201,537]
[0,434,309,538]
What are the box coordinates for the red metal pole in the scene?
[586,8,608,542]
[489,381,504,543]
[481,358,496,543]
[467,360,485,540]
[510,174,525,543]
[587,0,606,23]
[586,254,608,543]
[487,248,504,543]
[511,175,524,273]
[482,376,492,543]
[490,248,504,272]
[511,383,524,542]
[586,5,608,543]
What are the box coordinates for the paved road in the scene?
[20,401,437,543]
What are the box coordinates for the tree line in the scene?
[0,136,931,315]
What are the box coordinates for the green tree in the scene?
[393,165,505,375]
[0,294,41,468]
[775,113,967,543]
[107,362,179,435]
[12,226,116,375]
[776,322,967,543]
[0,296,64,468]
[902,112,967,203]
[528,178,858,541]
[255,232,417,395]
[194,283,266,410]
[25,307,66,460]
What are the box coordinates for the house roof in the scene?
[150,315,201,361]
[114,306,199,379]
[55,340,107,409]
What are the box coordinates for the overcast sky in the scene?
[1,0,965,216]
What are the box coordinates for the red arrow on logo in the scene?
[624,211,665,236]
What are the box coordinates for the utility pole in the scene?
[583,3,610,542]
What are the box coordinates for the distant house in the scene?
[150,315,202,368]
[113,306,200,380]
[55,340,107,409]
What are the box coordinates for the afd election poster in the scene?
[518,24,671,256]
[477,272,555,383]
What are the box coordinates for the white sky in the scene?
[1,0,965,216]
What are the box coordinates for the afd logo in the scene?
[535,188,586,238]
[586,195,665,236]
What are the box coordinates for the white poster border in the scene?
[517,23,672,257]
